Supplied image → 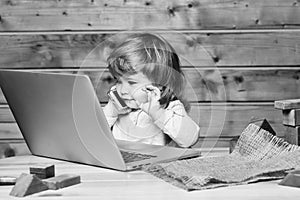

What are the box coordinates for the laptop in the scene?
[0,70,201,171]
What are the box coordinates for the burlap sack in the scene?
[144,123,300,191]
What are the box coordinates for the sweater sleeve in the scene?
[153,100,200,148]
[102,100,119,128]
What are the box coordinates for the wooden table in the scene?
[0,154,300,200]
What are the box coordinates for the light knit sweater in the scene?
[103,100,200,147]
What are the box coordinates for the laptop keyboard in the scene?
[120,150,157,163]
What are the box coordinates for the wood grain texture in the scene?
[0,123,21,139]
[0,0,300,31]
[42,174,81,190]
[9,173,48,197]
[0,139,30,158]
[1,32,300,68]
[1,68,299,103]
[283,126,300,145]
[30,165,55,179]
[0,0,298,154]
[189,103,285,137]
[0,103,284,138]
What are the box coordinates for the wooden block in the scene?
[282,109,300,127]
[275,99,300,110]
[30,164,55,179]
[283,126,300,145]
[9,173,48,197]
[42,174,80,190]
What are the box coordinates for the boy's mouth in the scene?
[122,98,134,101]
[124,99,137,106]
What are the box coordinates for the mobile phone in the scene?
[108,88,129,110]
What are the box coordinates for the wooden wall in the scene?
[1,0,300,156]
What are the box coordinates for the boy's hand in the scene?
[108,99,132,115]
[137,85,165,121]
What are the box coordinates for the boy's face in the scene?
[115,72,152,108]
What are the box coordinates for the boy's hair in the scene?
[107,33,190,112]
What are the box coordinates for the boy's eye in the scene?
[128,81,137,85]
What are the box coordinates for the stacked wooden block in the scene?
[9,164,80,197]
[275,99,300,145]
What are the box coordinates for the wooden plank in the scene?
[193,137,239,153]
[0,139,30,159]
[282,109,300,126]
[189,103,285,137]
[0,103,285,138]
[0,0,300,31]
[1,32,300,68]
[184,68,300,102]
[275,99,300,110]
[1,68,300,104]
[0,123,21,139]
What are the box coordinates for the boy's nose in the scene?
[118,83,129,96]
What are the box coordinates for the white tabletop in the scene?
[0,155,299,200]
